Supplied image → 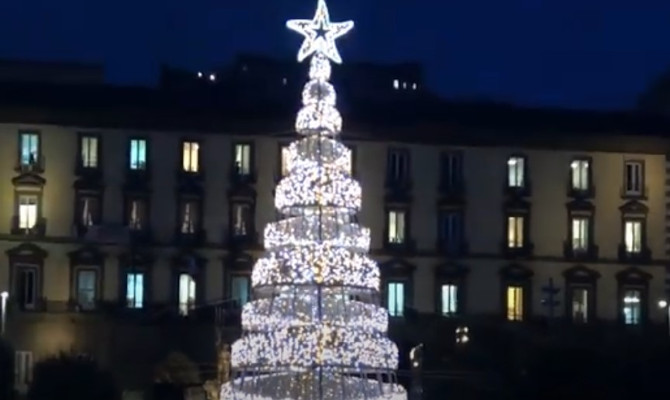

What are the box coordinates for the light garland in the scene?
[222,1,406,399]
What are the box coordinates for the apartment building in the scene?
[0,82,669,391]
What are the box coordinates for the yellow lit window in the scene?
[81,136,98,168]
[234,144,251,176]
[507,216,524,248]
[182,141,199,172]
[506,285,523,321]
[571,217,589,251]
[18,195,38,229]
[624,220,642,253]
[280,145,291,177]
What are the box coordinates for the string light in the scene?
[222,1,407,399]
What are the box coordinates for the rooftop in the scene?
[0,81,668,153]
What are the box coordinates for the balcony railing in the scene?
[11,216,46,237]
[15,155,45,174]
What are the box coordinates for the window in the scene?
[506,285,524,321]
[128,199,147,230]
[14,351,33,388]
[19,132,39,167]
[387,281,405,317]
[507,216,524,248]
[440,152,463,190]
[129,139,147,170]
[232,203,251,237]
[622,289,642,325]
[441,284,458,316]
[387,149,409,182]
[439,211,462,253]
[570,287,589,323]
[570,159,589,191]
[16,266,37,310]
[231,275,250,307]
[234,143,252,176]
[387,210,406,244]
[571,216,589,251]
[76,269,97,310]
[18,195,38,230]
[624,219,642,253]
[507,156,525,188]
[178,273,196,316]
[78,196,100,227]
[393,79,399,89]
[280,145,291,177]
[624,161,643,195]
[80,135,99,169]
[182,141,199,173]
[181,201,199,234]
[126,272,144,309]
[343,145,355,176]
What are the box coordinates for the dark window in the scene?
[439,211,463,253]
[127,198,148,230]
[232,203,252,237]
[16,265,37,310]
[569,287,589,323]
[440,151,463,189]
[78,196,101,227]
[387,149,409,182]
[76,269,97,310]
[180,201,200,234]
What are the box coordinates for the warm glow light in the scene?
[222,1,406,399]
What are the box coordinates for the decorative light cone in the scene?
[221,1,407,399]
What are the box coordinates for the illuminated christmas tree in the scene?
[221,1,407,399]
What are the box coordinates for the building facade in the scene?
[0,86,669,392]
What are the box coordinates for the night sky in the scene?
[1,0,669,110]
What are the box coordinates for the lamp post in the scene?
[1,291,8,337]
[658,300,670,337]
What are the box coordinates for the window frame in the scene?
[623,217,645,255]
[230,273,251,308]
[74,267,99,311]
[125,270,146,309]
[177,272,197,316]
[440,283,459,317]
[438,209,464,254]
[505,285,524,321]
[14,264,39,311]
[623,160,645,197]
[440,151,464,191]
[128,137,149,172]
[17,194,39,231]
[386,148,410,184]
[386,280,406,317]
[386,208,408,245]
[181,139,201,174]
[178,198,201,235]
[78,133,101,171]
[17,130,41,169]
[568,286,591,323]
[124,195,150,232]
[506,155,527,189]
[230,201,254,239]
[233,142,254,177]
[506,214,526,249]
[278,142,291,179]
[621,287,643,326]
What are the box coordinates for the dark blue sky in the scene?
[1,0,669,109]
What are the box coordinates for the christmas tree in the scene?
[221,1,407,399]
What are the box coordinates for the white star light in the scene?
[286,0,354,64]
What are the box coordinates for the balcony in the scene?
[438,180,466,203]
[383,237,417,255]
[174,228,207,247]
[620,186,648,200]
[617,244,651,264]
[11,217,46,237]
[228,230,258,249]
[74,163,102,179]
[176,166,205,184]
[128,228,153,245]
[14,155,45,174]
[437,239,469,258]
[503,181,532,198]
[230,167,257,186]
[563,241,599,261]
[385,175,412,192]
[501,241,534,258]
[566,183,595,199]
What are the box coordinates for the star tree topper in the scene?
[286,0,354,64]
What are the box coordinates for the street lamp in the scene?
[0,291,8,337]
[658,299,670,337]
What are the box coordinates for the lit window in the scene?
[181,201,198,234]
[178,273,196,316]
[182,141,199,173]
[402,82,407,89]
[232,203,251,237]
[393,79,399,89]
[16,266,37,310]
[441,284,458,316]
[231,275,250,307]
[570,287,589,323]
[387,210,406,244]
[76,269,97,310]
[387,282,405,317]
[79,196,99,227]
[506,285,523,321]
[507,216,524,248]
[570,159,589,191]
[622,289,641,325]
[571,216,589,251]
[129,139,147,170]
[280,145,291,177]
[507,156,525,188]
[126,272,144,309]
[234,143,252,176]
[624,161,643,195]
[197,71,203,78]
[387,149,409,182]
[282,77,288,85]
[412,83,417,90]
[128,199,147,230]
[624,219,642,253]
[80,135,99,169]
[19,132,39,166]
[18,195,38,230]
[209,73,216,82]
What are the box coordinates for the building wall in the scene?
[0,122,667,390]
